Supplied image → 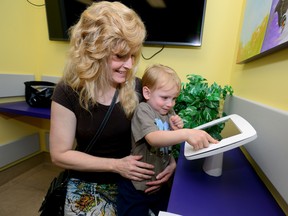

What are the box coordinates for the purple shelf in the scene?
[0,101,50,119]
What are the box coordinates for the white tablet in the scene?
[184,114,257,160]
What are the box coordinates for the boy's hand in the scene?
[186,129,219,150]
[170,115,184,130]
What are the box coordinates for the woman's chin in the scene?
[113,76,126,84]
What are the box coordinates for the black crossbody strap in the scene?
[85,89,119,153]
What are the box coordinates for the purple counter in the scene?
[0,101,50,119]
[167,144,284,216]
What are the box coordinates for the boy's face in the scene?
[143,85,179,115]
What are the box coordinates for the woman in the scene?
[49,2,176,215]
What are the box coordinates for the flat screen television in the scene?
[44,0,206,47]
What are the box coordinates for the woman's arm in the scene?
[49,101,155,179]
[49,101,117,171]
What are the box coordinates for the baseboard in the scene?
[0,152,52,186]
[0,133,41,168]
[241,147,288,214]
[224,95,288,205]
[0,74,34,97]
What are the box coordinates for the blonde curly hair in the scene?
[62,1,146,118]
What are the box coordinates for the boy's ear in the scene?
[142,86,151,100]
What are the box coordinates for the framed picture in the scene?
[237,0,288,63]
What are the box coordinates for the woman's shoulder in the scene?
[135,77,142,90]
[55,80,71,90]
[54,81,76,96]
[135,77,144,102]
[52,80,79,111]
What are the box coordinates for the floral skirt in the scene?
[64,178,118,216]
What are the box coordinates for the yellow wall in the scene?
[1,0,243,85]
[0,0,287,147]
[232,49,288,110]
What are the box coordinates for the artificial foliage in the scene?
[172,74,234,159]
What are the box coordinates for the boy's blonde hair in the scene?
[62,1,146,117]
[142,64,181,94]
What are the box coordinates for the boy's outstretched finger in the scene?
[207,134,219,144]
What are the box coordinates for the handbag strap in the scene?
[62,89,118,181]
[84,88,119,153]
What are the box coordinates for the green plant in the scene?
[172,74,233,159]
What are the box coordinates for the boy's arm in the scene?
[145,128,218,150]
[145,129,189,147]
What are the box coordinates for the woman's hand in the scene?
[116,155,155,181]
[144,156,177,193]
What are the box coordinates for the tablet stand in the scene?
[202,152,223,177]
[184,114,257,177]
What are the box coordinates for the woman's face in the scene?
[108,53,135,86]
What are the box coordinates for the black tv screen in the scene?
[44,0,206,47]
